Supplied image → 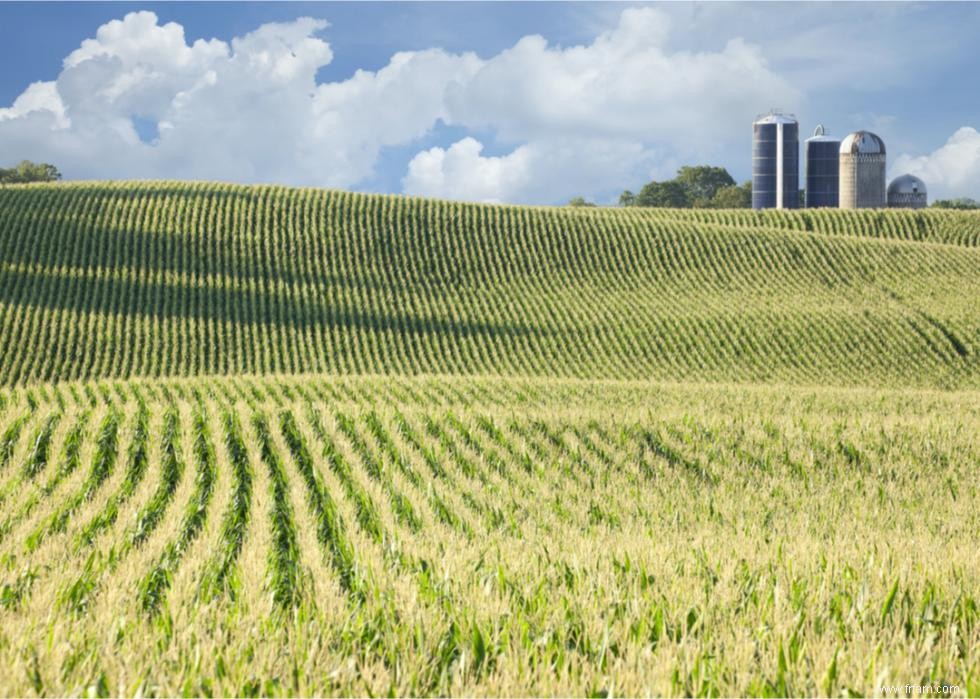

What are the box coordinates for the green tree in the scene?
[709,181,752,208]
[0,160,62,184]
[932,198,980,210]
[567,196,597,207]
[634,180,690,208]
[675,166,736,206]
[625,165,738,208]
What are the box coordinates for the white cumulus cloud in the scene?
[0,81,68,128]
[0,7,797,203]
[443,8,796,144]
[891,127,980,201]
[407,7,800,203]
[404,136,658,205]
[0,11,478,186]
[404,137,529,205]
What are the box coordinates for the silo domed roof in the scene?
[888,174,927,196]
[840,131,886,155]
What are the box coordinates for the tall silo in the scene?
[887,174,928,208]
[752,111,799,210]
[804,125,840,208]
[839,131,886,209]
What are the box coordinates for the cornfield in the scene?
[0,376,976,696]
[0,182,978,696]
[0,181,976,387]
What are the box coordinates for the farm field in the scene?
[0,181,978,696]
[0,376,976,696]
[0,182,977,388]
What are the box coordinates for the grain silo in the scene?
[887,174,928,209]
[804,125,840,208]
[839,131,886,209]
[752,111,799,210]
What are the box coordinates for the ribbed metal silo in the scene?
[804,125,840,208]
[839,131,886,209]
[752,111,799,210]
[887,174,928,208]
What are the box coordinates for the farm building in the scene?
[804,125,840,208]
[839,131,887,209]
[887,174,928,208]
[752,111,800,210]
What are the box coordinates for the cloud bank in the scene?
[406,8,799,203]
[0,8,807,203]
[892,128,980,202]
[0,12,482,187]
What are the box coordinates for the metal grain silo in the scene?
[752,111,799,210]
[804,125,840,208]
[839,131,886,209]
[887,174,928,209]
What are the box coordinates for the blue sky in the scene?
[1,2,978,203]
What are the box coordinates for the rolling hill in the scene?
[0,180,977,388]
[1,181,979,695]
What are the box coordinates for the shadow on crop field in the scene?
[0,183,976,387]
[0,184,897,290]
[0,265,538,340]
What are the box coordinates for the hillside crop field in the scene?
[0,182,978,387]
[0,182,978,696]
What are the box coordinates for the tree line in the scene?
[570,166,751,208]
[571,165,980,210]
[931,198,980,210]
[0,160,61,184]
[4,158,977,209]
